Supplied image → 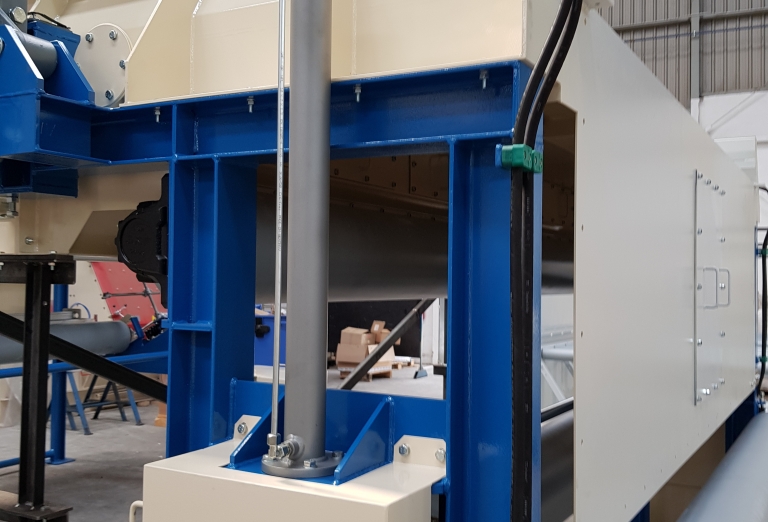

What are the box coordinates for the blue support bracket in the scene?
[45,41,94,103]
[333,398,394,485]
[27,20,81,57]
[229,393,284,468]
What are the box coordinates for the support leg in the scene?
[18,263,52,507]
[69,373,92,435]
[127,389,143,426]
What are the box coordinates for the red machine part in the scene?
[90,261,166,327]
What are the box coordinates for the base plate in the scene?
[0,490,71,521]
[261,451,343,479]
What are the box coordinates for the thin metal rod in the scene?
[339,299,434,390]
[270,0,287,443]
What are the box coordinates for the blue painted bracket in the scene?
[229,393,285,468]
[333,397,394,485]
[28,20,81,57]
[45,41,94,103]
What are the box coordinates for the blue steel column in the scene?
[446,139,514,520]
[50,285,71,464]
[166,156,257,456]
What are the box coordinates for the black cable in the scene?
[27,12,70,29]
[512,0,573,145]
[758,187,768,399]
[524,0,584,148]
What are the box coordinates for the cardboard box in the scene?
[370,320,386,336]
[340,327,375,346]
[375,328,401,345]
[336,343,396,365]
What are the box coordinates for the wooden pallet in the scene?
[338,366,392,382]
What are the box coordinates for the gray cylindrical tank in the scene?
[0,320,132,365]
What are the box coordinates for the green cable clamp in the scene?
[495,144,544,173]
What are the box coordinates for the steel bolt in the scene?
[119,60,126,69]
[304,459,317,468]
[105,90,114,101]
[85,33,94,43]
[9,6,26,24]
[435,448,446,463]
[332,450,344,459]
[479,69,489,90]
[398,444,410,456]
[24,237,34,245]
[236,422,248,434]
[109,30,118,40]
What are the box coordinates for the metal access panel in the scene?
[568,12,758,522]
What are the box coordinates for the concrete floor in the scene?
[0,404,164,522]
[0,367,443,521]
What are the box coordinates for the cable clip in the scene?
[495,144,543,173]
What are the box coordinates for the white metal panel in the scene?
[558,10,758,522]
[143,441,444,522]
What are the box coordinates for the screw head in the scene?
[435,448,446,463]
[720,237,726,243]
[713,383,719,390]
[720,331,726,337]
[105,90,114,100]
[719,283,726,289]
[398,444,410,456]
[697,284,703,290]
[85,33,94,43]
[304,459,317,468]
[9,6,26,24]
[24,237,34,245]
[697,339,703,346]
[701,388,711,395]
[119,59,126,69]
[721,190,726,196]
[697,228,703,235]
[236,422,247,434]
[706,179,712,185]
[109,30,118,40]
[719,378,726,384]
[713,184,720,191]
[697,172,703,179]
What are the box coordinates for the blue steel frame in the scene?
[0,29,543,519]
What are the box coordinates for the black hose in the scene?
[523,0,584,148]
[512,0,573,145]
[758,188,768,398]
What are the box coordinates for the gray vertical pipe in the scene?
[283,0,332,462]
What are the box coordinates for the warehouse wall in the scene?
[599,0,768,109]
